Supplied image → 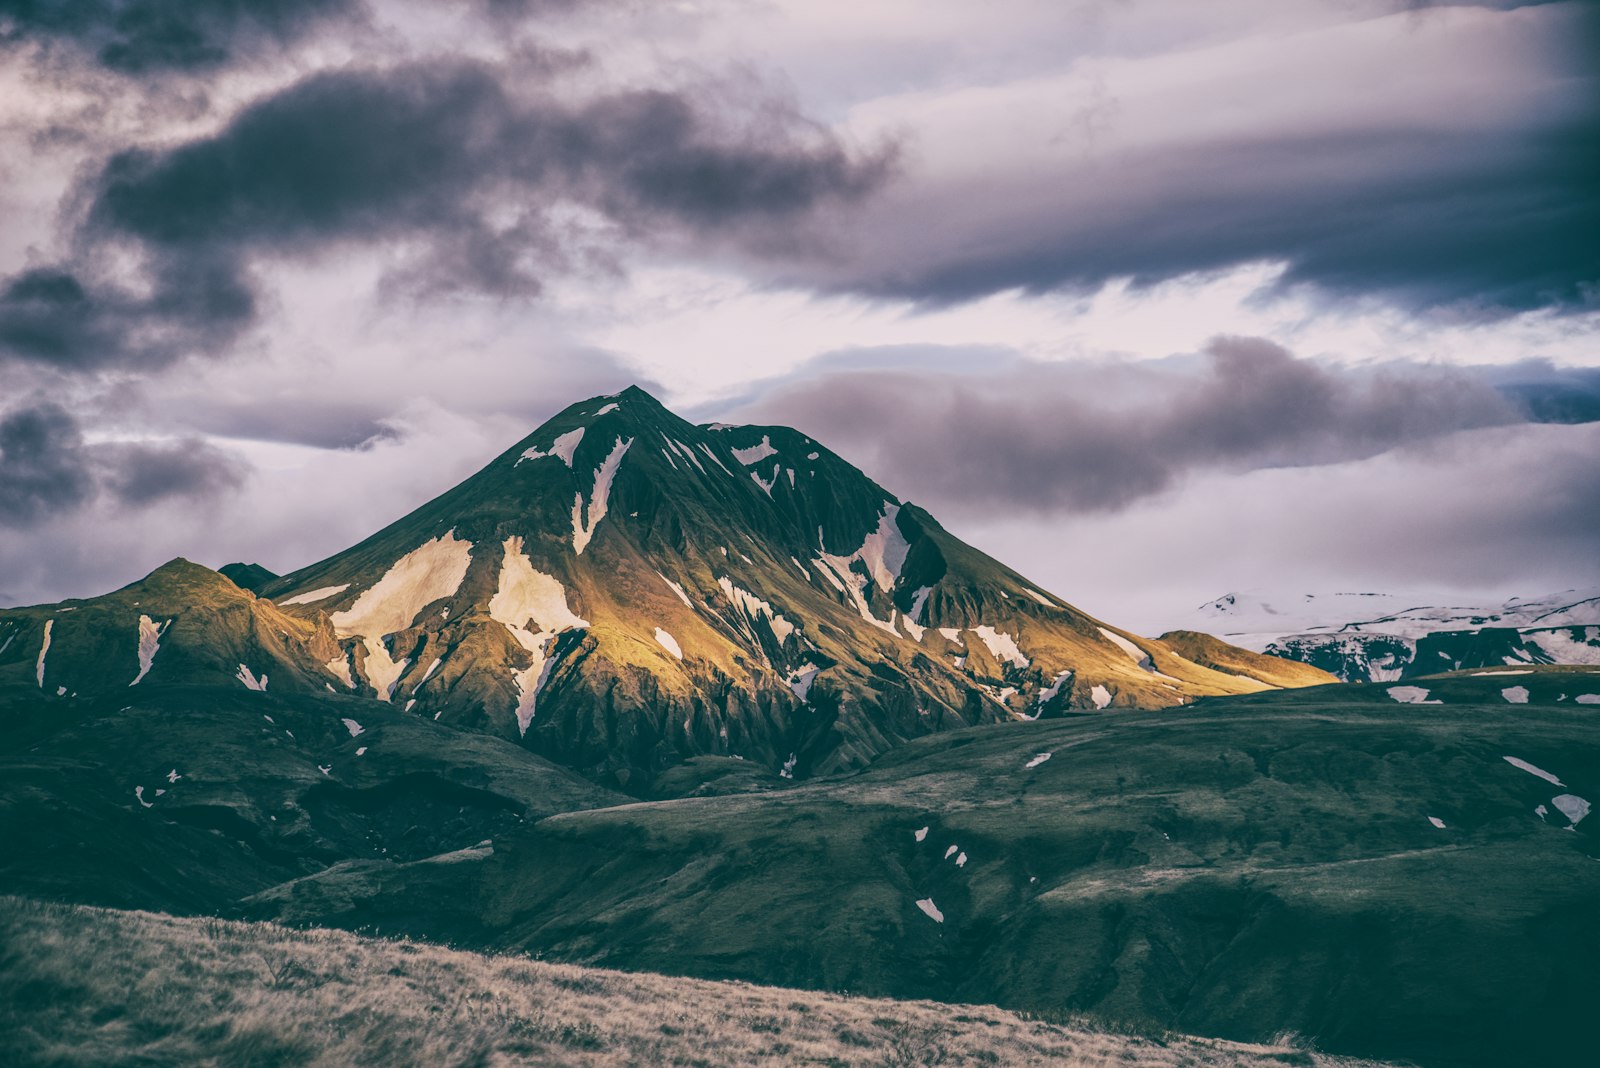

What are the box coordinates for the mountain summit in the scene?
[3,387,1326,785]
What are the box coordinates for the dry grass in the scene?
[0,897,1390,1068]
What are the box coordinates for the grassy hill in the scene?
[0,897,1390,1068]
[245,669,1600,1067]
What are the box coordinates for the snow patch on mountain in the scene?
[972,626,1029,669]
[1097,627,1176,679]
[653,628,683,660]
[731,436,778,465]
[280,584,351,606]
[572,437,633,555]
[718,577,796,645]
[519,427,586,468]
[1025,752,1052,769]
[592,402,619,417]
[235,664,268,691]
[325,654,356,689]
[341,718,365,738]
[815,506,911,638]
[1091,684,1112,709]
[915,898,944,923]
[1037,669,1073,708]
[331,531,473,639]
[491,536,591,734]
[36,619,52,688]
[360,640,407,701]
[130,615,167,686]
[786,663,822,700]
[750,468,775,496]
[1022,587,1055,607]
[696,443,734,476]
[658,573,694,609]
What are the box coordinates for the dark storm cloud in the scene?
[0,59,896,372]
[0,403,96,525]
[0,401,245,527]
[845,123,1600,312]
[0,0,364,73]
[810,2,1600,314]
[738,339,1592,516]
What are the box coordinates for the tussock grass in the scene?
[0,897,1390,1067]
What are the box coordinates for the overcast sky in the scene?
[2,0,1597,629]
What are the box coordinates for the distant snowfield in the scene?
[1165,588,1600,652]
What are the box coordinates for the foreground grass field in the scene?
[0,898,1389,1068]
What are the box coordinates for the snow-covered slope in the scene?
[1171,589,1600,682]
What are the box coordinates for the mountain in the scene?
[1171,589,1600,682]
[68,383,1300,787]
[217,561,279,592]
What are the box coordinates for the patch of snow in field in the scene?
[130,615,168,686]
[1503,756,1564,786]
[235,664,268,691]
[915,898,945,923]
[491,536,591,734]
[658,573,695,609]
[1472,670,1533,676]
[35,619,52,688]
[944,845,958,859]
[361,639,408,702]
[331,531,473,639]
[937,627,963,645]
[914,826,928,842]
[1575,694,1599,704]
[731,436,778,465]
[956,852,967,867]
[972,626,1030,669]
[572,436,633,554]
[134,786,152,809]
[341,718,364,738]
[779,753,797,779]
[1536,804,1549,820]
[1428,816,1446,829]
[1091,684,1112,709]
[318,765,332,776]
[1387,686,1440,704]
[166,769,180,783]
[1552,794,1590,826]
[1501,686,1531,704]
[718,577,797,644]
[280,584,351,606]
[654,628,683,660]
[1025,752,1052,769]
[325,654,356,689]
